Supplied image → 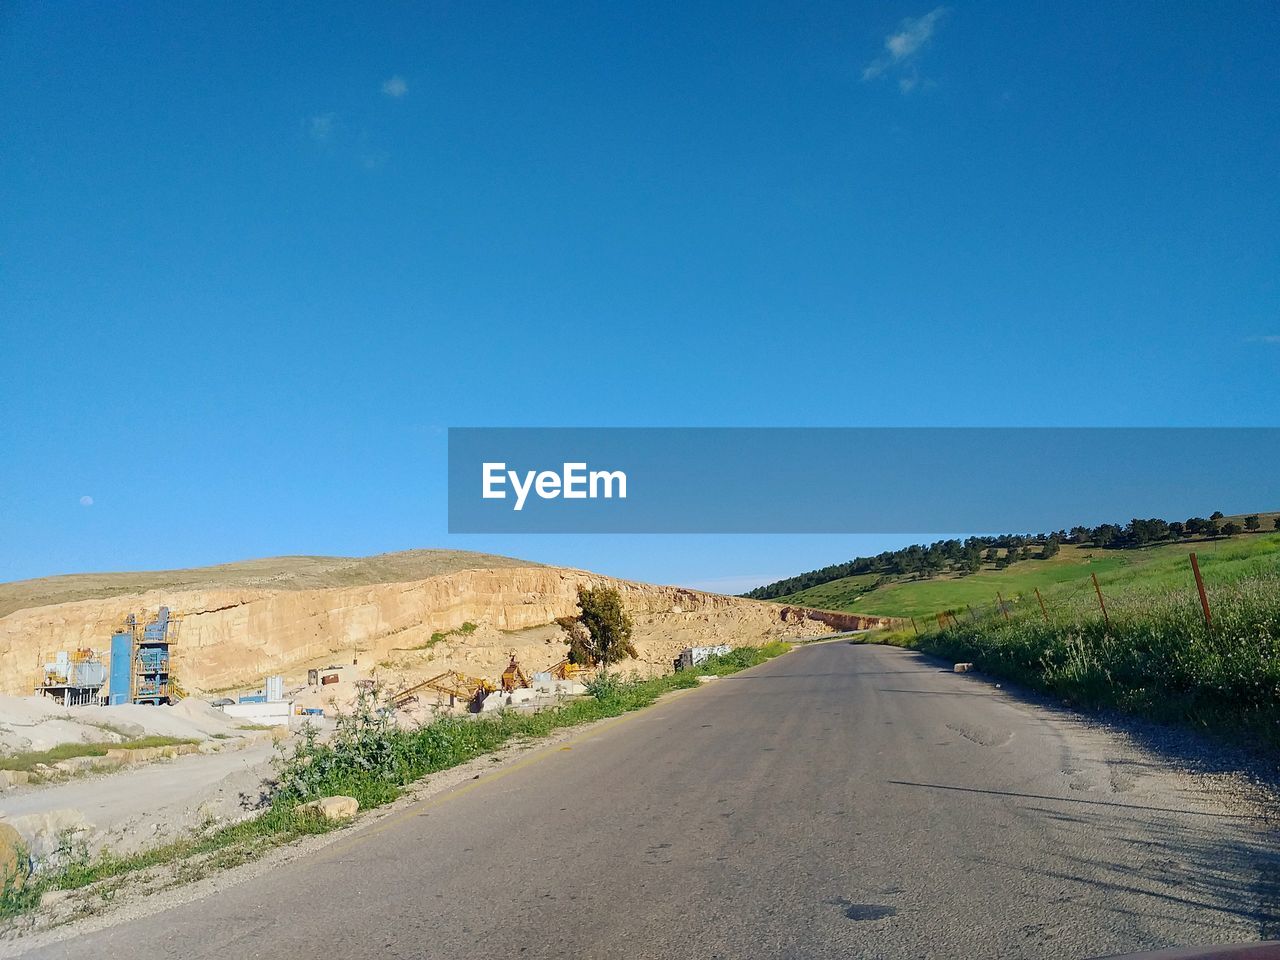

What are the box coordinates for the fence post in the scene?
[1091,572,1110,630]
[1189,552,1212,628]
[997,592,1010,621]
[967,604,977,623]
[1035,588,1049,624]
[936,612,946,631]
[910,617,919,636]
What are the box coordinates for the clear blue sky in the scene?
[2,3,1277,591]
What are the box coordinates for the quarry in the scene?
[0,549,888,907]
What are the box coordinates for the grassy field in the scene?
[774,573,882,611]
[780,529,1280,621]
[858,536,1280,746]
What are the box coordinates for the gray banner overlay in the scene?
[448,428,1279,534]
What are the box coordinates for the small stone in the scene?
[295,796,359,822]
[40,888,70,909]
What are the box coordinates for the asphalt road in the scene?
[24,643,1280,959]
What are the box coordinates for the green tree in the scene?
[1221,521,1242,538]
[559,585,637,667]
[1245,515,1260,531]
[1274,517,1280,531]
[1210,510,1224,521]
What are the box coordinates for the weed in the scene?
[0,737,198,773]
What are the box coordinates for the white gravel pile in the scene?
[0,695,245,755]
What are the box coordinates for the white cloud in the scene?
[79,495,93,507]
[308,113,336,142]
[863,7,948,91]
[382,75,407,98]
[1251,335,1280,344]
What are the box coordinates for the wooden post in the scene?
[997,592,1010,621]
[910,617,919,635]
[1091,572,1110,630]
[967,604,977,622]
[1190,552,1212,628]
[1035,588,1049,624]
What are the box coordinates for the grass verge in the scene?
[854,546,1280,747]
[1,641,790,922]
[0,737,198,774]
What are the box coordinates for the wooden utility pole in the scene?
[1190,552,1212,628]
[1035,588,1049,624]
[1091,572,1110,630]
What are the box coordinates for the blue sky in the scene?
[2,2,1277,591]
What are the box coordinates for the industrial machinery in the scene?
[108,607,181,705]
[391,671,496,711]
[547,658,592,682]
[501,655,531,693]
[37,649,106,706]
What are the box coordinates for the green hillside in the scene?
[777,514,1280,621]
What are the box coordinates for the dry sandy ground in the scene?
[0,739,278,860]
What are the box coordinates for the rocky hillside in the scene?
[0,549,539,620]
[0,553,892,696]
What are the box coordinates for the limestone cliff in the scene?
[0,563,890,696]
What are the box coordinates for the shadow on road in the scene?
[887,779,1264,821]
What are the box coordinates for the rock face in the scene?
[0,564,840,697]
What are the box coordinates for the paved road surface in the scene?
[22,643,1280,959]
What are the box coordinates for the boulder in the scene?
[954,663,974,673]
[296,796,359,822]
[0,770,31,790]
[52,756,101,775]
[8,809,91,865]
[0,822,29,888]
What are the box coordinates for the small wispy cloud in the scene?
[79,495,93,507]
[308,113,336,142]
[1249,335,1280,344]
[382,75,408,98]
[863,7,948,92]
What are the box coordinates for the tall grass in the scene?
[904,551,1280,743]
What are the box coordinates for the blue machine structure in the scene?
[107,607,179,706]
[108,617,136,706]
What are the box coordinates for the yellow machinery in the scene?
[501,655,531,693]
[547,658,591,682]
[391,671,496,710]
